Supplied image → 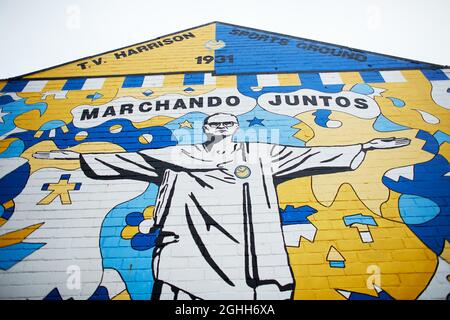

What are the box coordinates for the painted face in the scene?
[203,114,239,137]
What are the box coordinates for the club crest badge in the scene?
[234,165,251,179]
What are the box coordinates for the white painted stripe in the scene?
[257,74,280,87]
[142,75,165,87]
[319,72,343,85]
[204,73,216,86]
[81,78,105,90]
[441,68,450,80]
[22,80,48,92]
[380,70,406,83]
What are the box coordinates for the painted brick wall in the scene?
[0,22,449,300]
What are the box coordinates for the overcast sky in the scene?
[0,0,448,79]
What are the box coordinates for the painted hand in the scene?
[362,137,411,151]
[32,150,81,160]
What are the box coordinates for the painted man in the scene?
[34,113,410,300]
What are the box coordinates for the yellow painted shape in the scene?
[74,131,88,141]
[0,218,7,227]
[326,246,345,262]
[374,70,450,135]
[112,289,131,300]
[25,24,216,78]
[179,120,193,128]
[439,142,450,160]
[163,74,185,88]
[143,206,155,220]
[21,141,125,174]
[0,138,18,154]
[15,77,122,132]
[132,116,175,129]
[278,181,437,300]
[292,121,315,142]
[121,226,139,240]
[339,72,363,85]
[296,111,433,215]
[278,73,301,86]
[441,240,450,263]
[109,124,123,133]
[38,178,78,205]
[0,223,44,248]
[380,189,403,222]
[216,75,237,88]
[3,200,14,210]
[351,223,370,232]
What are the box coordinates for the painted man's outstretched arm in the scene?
[32,149,176,182]
[271,137,411,181]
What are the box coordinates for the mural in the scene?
[0,22,449,300]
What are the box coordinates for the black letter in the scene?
[354,98,369,109]
[226,96,240,106]
[268,95,282,106]
[139,102,152,112]
[336,97,351,107]
[208,97,222,107]
[120,104,134,115]
[80,108,99,121]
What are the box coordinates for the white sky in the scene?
[0,0,449,79]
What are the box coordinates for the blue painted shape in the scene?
[329,261,345,268]
[387,97,405,107]
[131,229,160,251]
[88,286,110,300]
[0,95,14,105]
[184,87,195,92]
[343,214,377,227]
[280,205,317,225]
[434,130,450,145]
[1,206,13,220]
[60,174,71,180]
[1,80,28,92]
[373,114,409,132]
[142,90,153,97]
[382,151,450,255]
[122,75,145,88]
[125,212,144,226]
[0,242,45,270]
[0,98,47,137]
[184,73,205,86]
[247,117,264,127]
[39,120,66,131]
[312,109,332,128]
[9,119,177,152]
[0,161,30,204]
[74,183,81,191]
[101,183,160,300]
[43,288,63,300]
[399,194,440,224]
[416,130,439,155]
[350,83,374,95]
[360,71,385,83]
[41,183,49,191]
[421,69,448,81]
[214,23,436,74]
[86,92,103,100]
[299,73,323,89]
[62,78,86,91]
[0,139,25,158]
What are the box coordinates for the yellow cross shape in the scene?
[38,178,79,205]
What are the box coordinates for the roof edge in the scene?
[1,21,447,81]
